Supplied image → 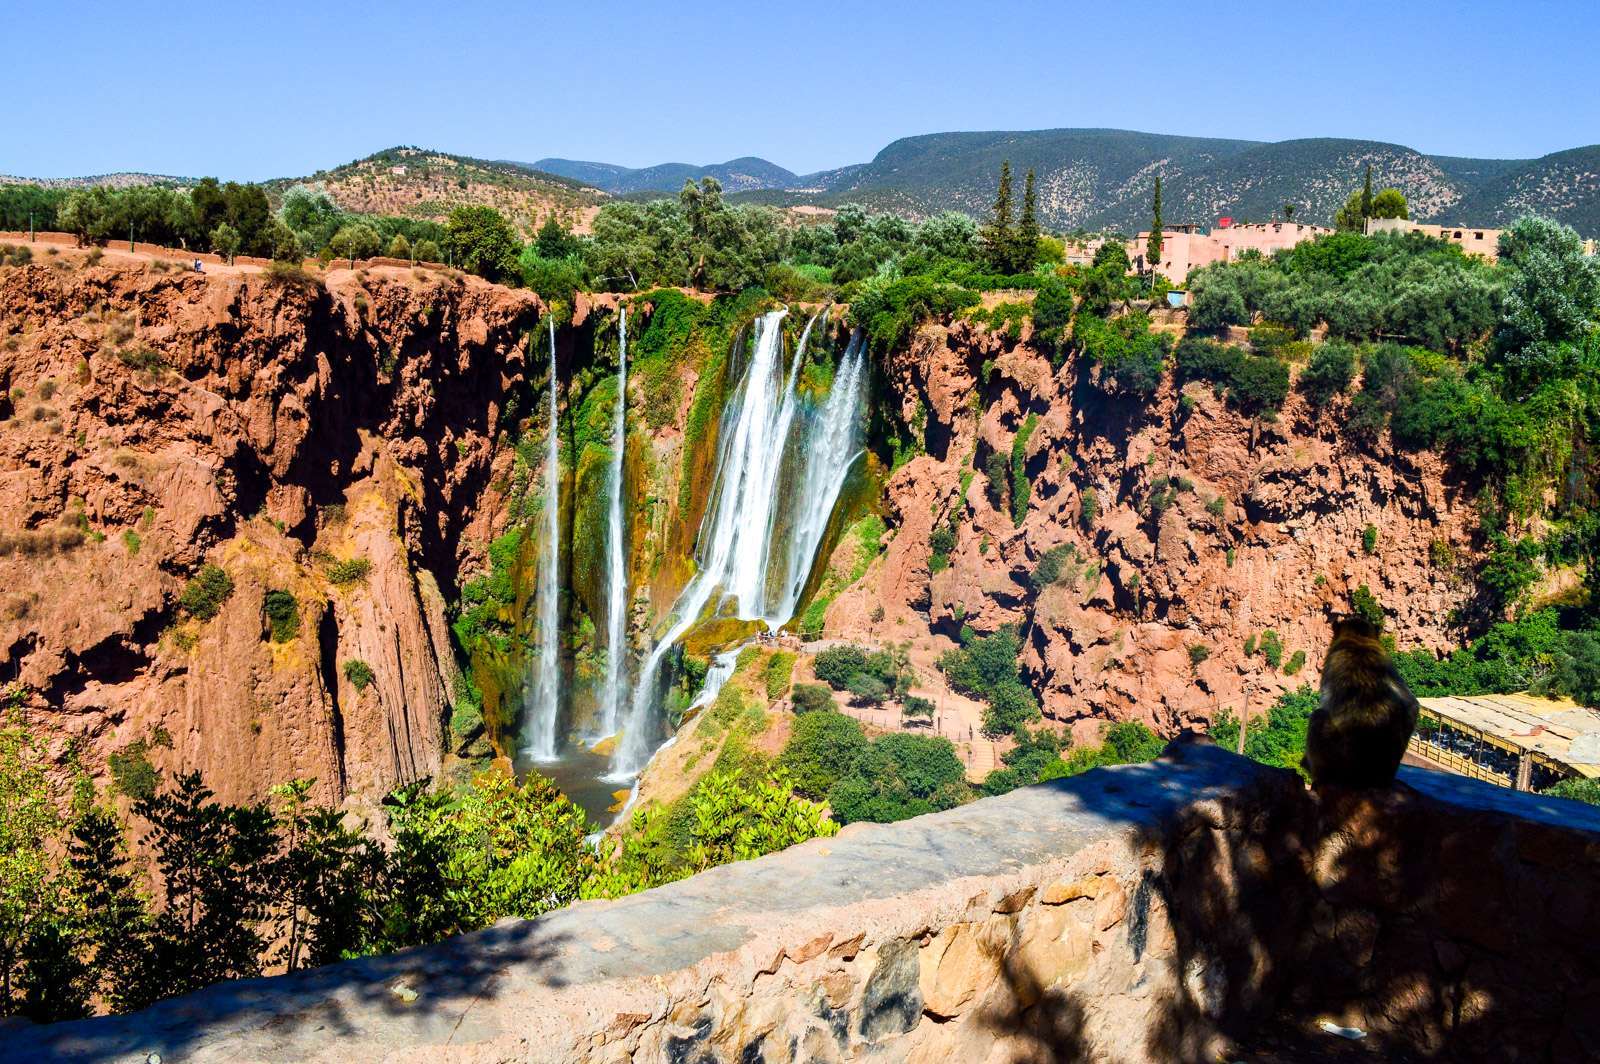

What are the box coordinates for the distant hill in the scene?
[0,172,194,189]
[529,156,800,195]
[780,129,1600,235]
[13,131,1600,237]
[259,147,607,233]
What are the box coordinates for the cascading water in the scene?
[773,329,868,622]
[609,309,869,777]
[597,308,630,740]
[523,318,563,762]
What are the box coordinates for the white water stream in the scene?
[608,309,869,777]
[522,318,563,762]
[597,308,630,739]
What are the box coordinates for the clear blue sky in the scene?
[6,0,1597,180]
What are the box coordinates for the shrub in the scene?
[1299,341,1356,403]
[115,344,166,371]
[1074,311,1172,396]
[1030,543,1075,588]
[122,529,141,556]
[1206,496,1227,519]
[779,711,869,799]
[1080,489,1098,531]
[846,672,889,705]
[1010,414,1038,524]
[1351,584,1384,628]
[902,695,935,719]
[764,650,796,700]
[1284,649,1307,676]
[1362,524,1378,555]
[790,683,835,715]
[343,659,376,691]
[264,261,320,290]
[1259,629,1284,670]
[264,589,301,642]
[984,451,1009,514]
[812,645,870,690]
[929,514,958,573]
[324,556,372,586]
[179,563,234,621]
[1188,644,1210,667]
[1543,776,1600,806]
[109,740,159,800]
[1174,336,1289,416]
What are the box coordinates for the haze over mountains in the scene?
[533,127,1600,235]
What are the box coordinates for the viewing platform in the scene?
[6,740,1598,1063]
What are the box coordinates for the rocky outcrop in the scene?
[0,256,551,806]
[11,741,1597,1062]
[834,317,1481,739]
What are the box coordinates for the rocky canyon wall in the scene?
[0,255,558,807]
[829,315,1482,739]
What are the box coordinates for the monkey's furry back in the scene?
[1303,622,1420,789]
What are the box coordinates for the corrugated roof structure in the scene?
[1418,692,1600,779]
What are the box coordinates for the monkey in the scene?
[1302,615,1419,789]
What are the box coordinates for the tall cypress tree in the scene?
[981,161,1015,273]
[1359,164,1374,222]
[1015,168,1040,274]
[1146,175,1164,275]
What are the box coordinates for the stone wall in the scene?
[7,740,1599,1063]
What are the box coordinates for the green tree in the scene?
[980,161,1016,274]
[327,223,381,265]
[779,711,869,800]
[1015,168,1041,272]
[445,205,519,282]
[0,710,72,1017]
[211,223,241,264]
[1298,341,1356,403]
[66,808,152,1013]
[1370,188,1408,220]
[1490,215,1600,396]
[1146,175,1164,274]
[134,772,279,998]
[386,233,412,260]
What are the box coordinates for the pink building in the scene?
[1364,217,1502,260]
[1128,219,1334,281]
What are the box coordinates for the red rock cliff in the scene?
[828,316,1479,739]
[0,256,549,806]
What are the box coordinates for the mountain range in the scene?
[532,128,1600,235]
[11,129,1600,236]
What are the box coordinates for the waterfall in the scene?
[598,308,629,740]
[774,329,869,620]
[609,309,868,777]
[523,318,563,762]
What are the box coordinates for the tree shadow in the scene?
[3,921,572,1064]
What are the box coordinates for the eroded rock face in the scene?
[836,317,1479,738]
[0,258,546,806]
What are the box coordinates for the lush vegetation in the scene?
[0,699,835,1022]
[0,180,443,264]
[937,628,1040,737]
[779,711,969,825]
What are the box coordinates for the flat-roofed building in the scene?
[1409,691,1600,791]
[1366,216,1502,259]
[1127,219,1334,282]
